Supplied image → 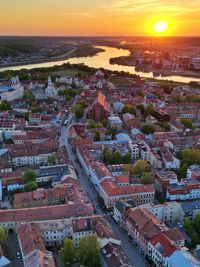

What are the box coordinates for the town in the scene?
[1,63,200,267]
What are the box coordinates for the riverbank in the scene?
[0,46,104,69]
[110,56,200,79]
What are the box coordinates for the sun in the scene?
[153,21,168,33]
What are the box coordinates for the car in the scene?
[16,252,21,259]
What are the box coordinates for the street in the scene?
[59,122,148,267]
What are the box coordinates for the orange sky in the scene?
[0,0,200,36]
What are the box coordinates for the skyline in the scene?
[0,0,200,36]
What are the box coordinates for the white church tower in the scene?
[45,76,58,98]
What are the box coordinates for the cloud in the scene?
[62,11,94,18]
[100,0,200,16]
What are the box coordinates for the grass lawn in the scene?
[51,68,85,77]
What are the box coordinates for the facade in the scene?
[140,202,183,224]
[124,207,184,256]
[100,178,155,209]
[166,178,200,201]
[128,141,140,159]
[148,233,200,267]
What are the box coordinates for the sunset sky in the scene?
[0,0,200,36]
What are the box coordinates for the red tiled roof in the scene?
[150,232,177,257]
[0,202,93,223]
[101,179,154,197]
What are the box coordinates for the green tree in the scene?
[103,148,113,164]
[178,149,200,166]
[24,169,36,184]
[78,236,101,267]
[47,154,57,165]
[0,227,8,244]
[126,160,151,177]
[24,181,38,192]
[0,100,10,111]
[113,151,122,164]
[141,123,155,134]
[61,238,75,267]
[141,172,154,184]
[24,90,35,105]
[123,153,132,164]
[23,112,29,121]
[72,104,84,119]
[71,81,77,89]
[102,119,108,128]
[181,118,195,129]
[121,104,136,115]
[94,131,101,141]
[109,126,118,140]
[144,105,155,116]
[87,119,97,129]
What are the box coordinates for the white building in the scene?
[128,141,139,159]
[0,76,24,102]
[108,116,122,130]
[45,77,58,98]
[140,202,183,224]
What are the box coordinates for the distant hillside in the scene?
[0,39,39,58]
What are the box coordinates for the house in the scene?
[140,202,183,224]
[101,242,133,267]
[113,201,133,225]
[148,232,200,267]
[35,164,76,185]
[166,178,200,201]
[100,178,155,209]
[108,116,122,130]
[122,113,141,130]
[124,207,184,256]
[154,171,178,194]
[16,223,55,267]
[160,147,180,169]
[181,200,200,219]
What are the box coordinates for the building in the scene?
[181,200,200,219]
[160,147,180,169]
[0,201,93,229]
[35,164,76,185]
[0,76,24,102]
[148,232,200,267]
[8,141,59,167]
[100,178,155,209]
[86,91,110,121]
[166,178,200,201]
[13,181,84,208]
[16,223,55,267]
[101,242,133,267]
[154,171,178,194]
[128,141,140,159]
[124,207,184,256]
[45,77,58,98]
[140,202,183,224]
[108,116,122,130]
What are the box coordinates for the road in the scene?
[5,232,24,267]
[59,121,148,267]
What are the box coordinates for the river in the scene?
[0,45,200,83]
